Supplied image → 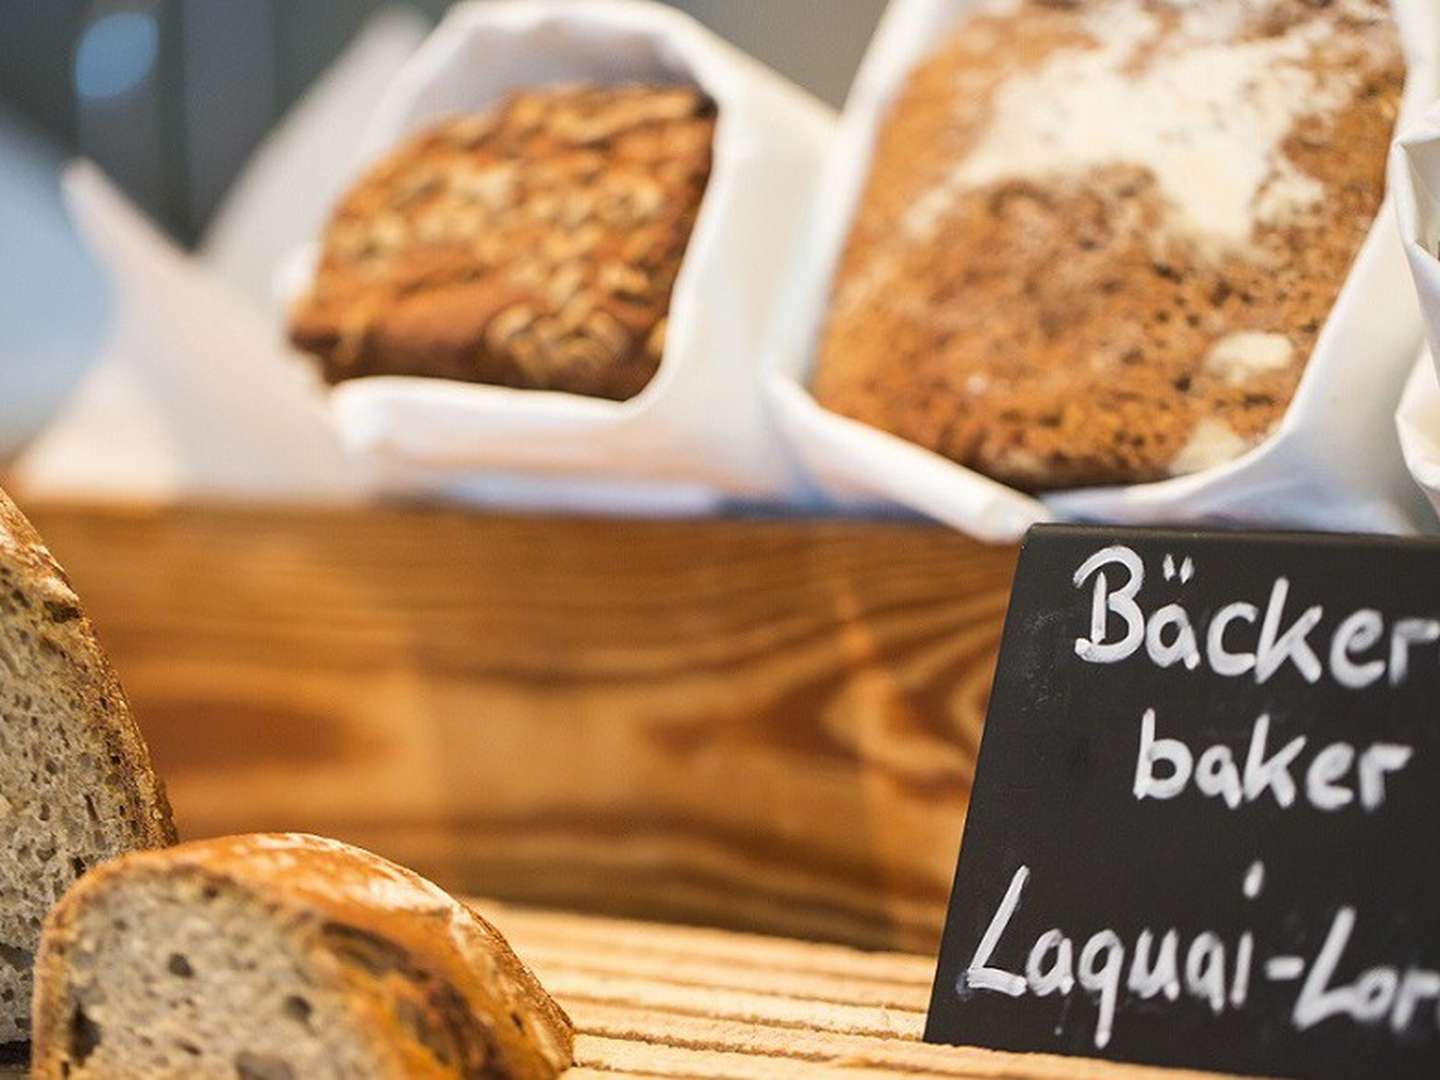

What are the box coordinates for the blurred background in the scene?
[0,0,887,463]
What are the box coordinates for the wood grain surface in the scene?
[22,501,1018,952]
[469,899,1238,1079]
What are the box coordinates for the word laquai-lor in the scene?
[965,860,1440,1053]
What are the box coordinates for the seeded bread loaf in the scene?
[0,488,175,1050]
[32,833,574,1078]
[812,0,1404,491]
[288,84,715,401]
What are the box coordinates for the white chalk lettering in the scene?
[1070,547,1440,687]
[1232,932,1255,1008]
[1305,743,1355,811]
[1079,931,1124,1049]
[1392,970,1440,1032]
[967,544,1440,1058]
[1074,547,1145,663]
[1390,619,1440,687]
[1026,930,1074,996]
[1358,744,1413,811]
[1256,579,1323,685]
[1331,609,1384,689]
[1207,602,1258,676]
[1186,933,1228,1014]
[1146,603,1201,670]
[1128,930,1181,1001]
[962,866,1028,997]
[1294,908,1366,1029]
[1195,744,1242,809]
[1133,709,1192,801]
[1130,711,1411,812]
[961,868,1440,1050]
[1242,714,1306,808]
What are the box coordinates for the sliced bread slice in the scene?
[31,832,574,1078]
[0,488,175,1047]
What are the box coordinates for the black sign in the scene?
[925,525,1440,1078]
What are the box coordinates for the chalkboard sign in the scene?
[925,525,1440,1078]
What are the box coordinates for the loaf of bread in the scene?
[812,0,1404,491]
[288,84,715,401]
[31,833,573,1078]
[0,488,175,1050]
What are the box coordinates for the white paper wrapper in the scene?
[1396,348,1440,527]
[1396,101,1440,381]
[1392,99,1440,528]
[769,0,1440,542]
[308,0,835,511]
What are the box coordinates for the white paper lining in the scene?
[1392,98,1440,527]
[308,0,837,511]
[1396,349,1440,526]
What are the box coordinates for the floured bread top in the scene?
[129,833,534,973]
[914,0,1395,251]
[200,833,460,916]
[814,0,1404,490]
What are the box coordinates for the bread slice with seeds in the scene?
[31,833,573,1079]
[0,488,175,1051]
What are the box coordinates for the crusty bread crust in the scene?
[32,833,573,1078]
[0,488,176,852]
[0,487,175,1046]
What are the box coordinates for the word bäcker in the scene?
[1072,544,1440,688]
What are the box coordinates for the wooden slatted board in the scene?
[0,903,1234,1078]
[468,900,1231,1079]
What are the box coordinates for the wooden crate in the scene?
[24,501,1018,952]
